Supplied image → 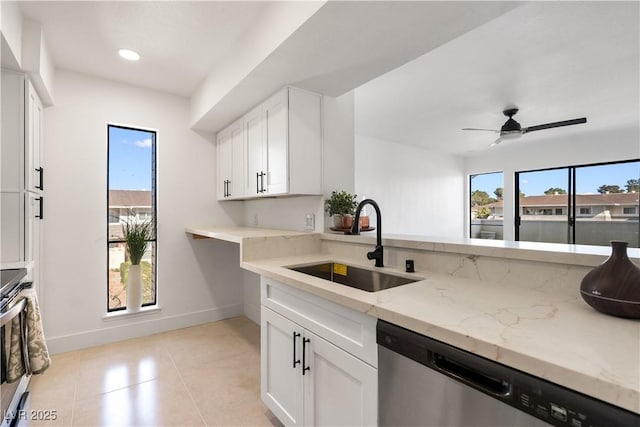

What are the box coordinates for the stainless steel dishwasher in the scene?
[377,320,639,427]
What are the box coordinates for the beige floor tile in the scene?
[29,352,79,400]
[180,351,261,409]
[72,377,204,427]
[29,317,280,427]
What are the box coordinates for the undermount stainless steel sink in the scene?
[288,262,420,292]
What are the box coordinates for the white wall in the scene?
[21,19,55,105]
[465,125,640,240]
[355,134,465,238]
[43,70,245,353]
[0,1,23,69]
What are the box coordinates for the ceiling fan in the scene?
[462,108,587,146]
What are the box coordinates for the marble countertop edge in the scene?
[322,232,640,267]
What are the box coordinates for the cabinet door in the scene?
[303,329,377,427]
[229,120,245,199]
[0,191,25,264]
[216,128,231,200]
[263,89,289,195]
[1,71,26,191]
[26,193,43,287]
[244,105,265,196]
[261,307,303,426]
[26,81,43,193]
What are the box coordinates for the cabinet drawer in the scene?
[261,277,377,367]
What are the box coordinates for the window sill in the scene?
[103,305,161,321]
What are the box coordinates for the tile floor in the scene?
[29,316,282,427]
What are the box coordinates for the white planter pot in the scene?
[127,264,142,312]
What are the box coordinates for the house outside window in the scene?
[469,172,504,240]
[515,160,639,247]
[107,125,157,312]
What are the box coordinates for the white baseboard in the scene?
[46,303,244,354]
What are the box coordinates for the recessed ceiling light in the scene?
[118,49,140,61]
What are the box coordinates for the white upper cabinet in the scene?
[244,105,265,196]
[26,80,44,193]
[1,70,44,271]
[217,86,323,201]
[216,118,244,200]
[1,70,26,191]
[262,89,289,195]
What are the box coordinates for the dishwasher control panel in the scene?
[377,320,639,427]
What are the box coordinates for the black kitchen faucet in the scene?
[348,199,383,267]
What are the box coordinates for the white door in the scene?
[229,120,245,199]
[244,105,265,196]
[26,81,43,193]
[303,329,378,427]
[263,89,289,195]
[261,307,303,426]
[216,129,231,200]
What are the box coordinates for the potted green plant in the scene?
[123,213,154,312]
[325,191,358,228]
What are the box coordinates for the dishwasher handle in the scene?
[432,352,512,398]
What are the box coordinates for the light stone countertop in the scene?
[187,226,640,414]
[323,231,640,267]
[185,226,314,243]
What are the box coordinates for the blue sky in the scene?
[108,126,154,190]
[472,161,639,197]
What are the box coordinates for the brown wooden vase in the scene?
[580,241,640,319]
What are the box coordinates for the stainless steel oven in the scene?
[1,269,32,427]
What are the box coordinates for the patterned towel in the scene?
[6,288,51,382]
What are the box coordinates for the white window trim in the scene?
[103,305,161,321]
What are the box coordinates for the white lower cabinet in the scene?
[261,278,378,427]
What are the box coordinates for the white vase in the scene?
[127,264,142,312]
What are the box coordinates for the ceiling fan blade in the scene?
[461,128,500,132]
[490,137,502,147]
[523,117,587,133]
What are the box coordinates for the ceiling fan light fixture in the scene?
[118,48,140,61]
[500,131,522,140]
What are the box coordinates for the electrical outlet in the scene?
[253,214,259,226]
[304,213,315,231]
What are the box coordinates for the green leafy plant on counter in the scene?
[325,191,358,216]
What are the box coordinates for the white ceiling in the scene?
[191,1,519,131]
[13,1,640,156]
[17,1,276,96]
[355,1,640,156]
